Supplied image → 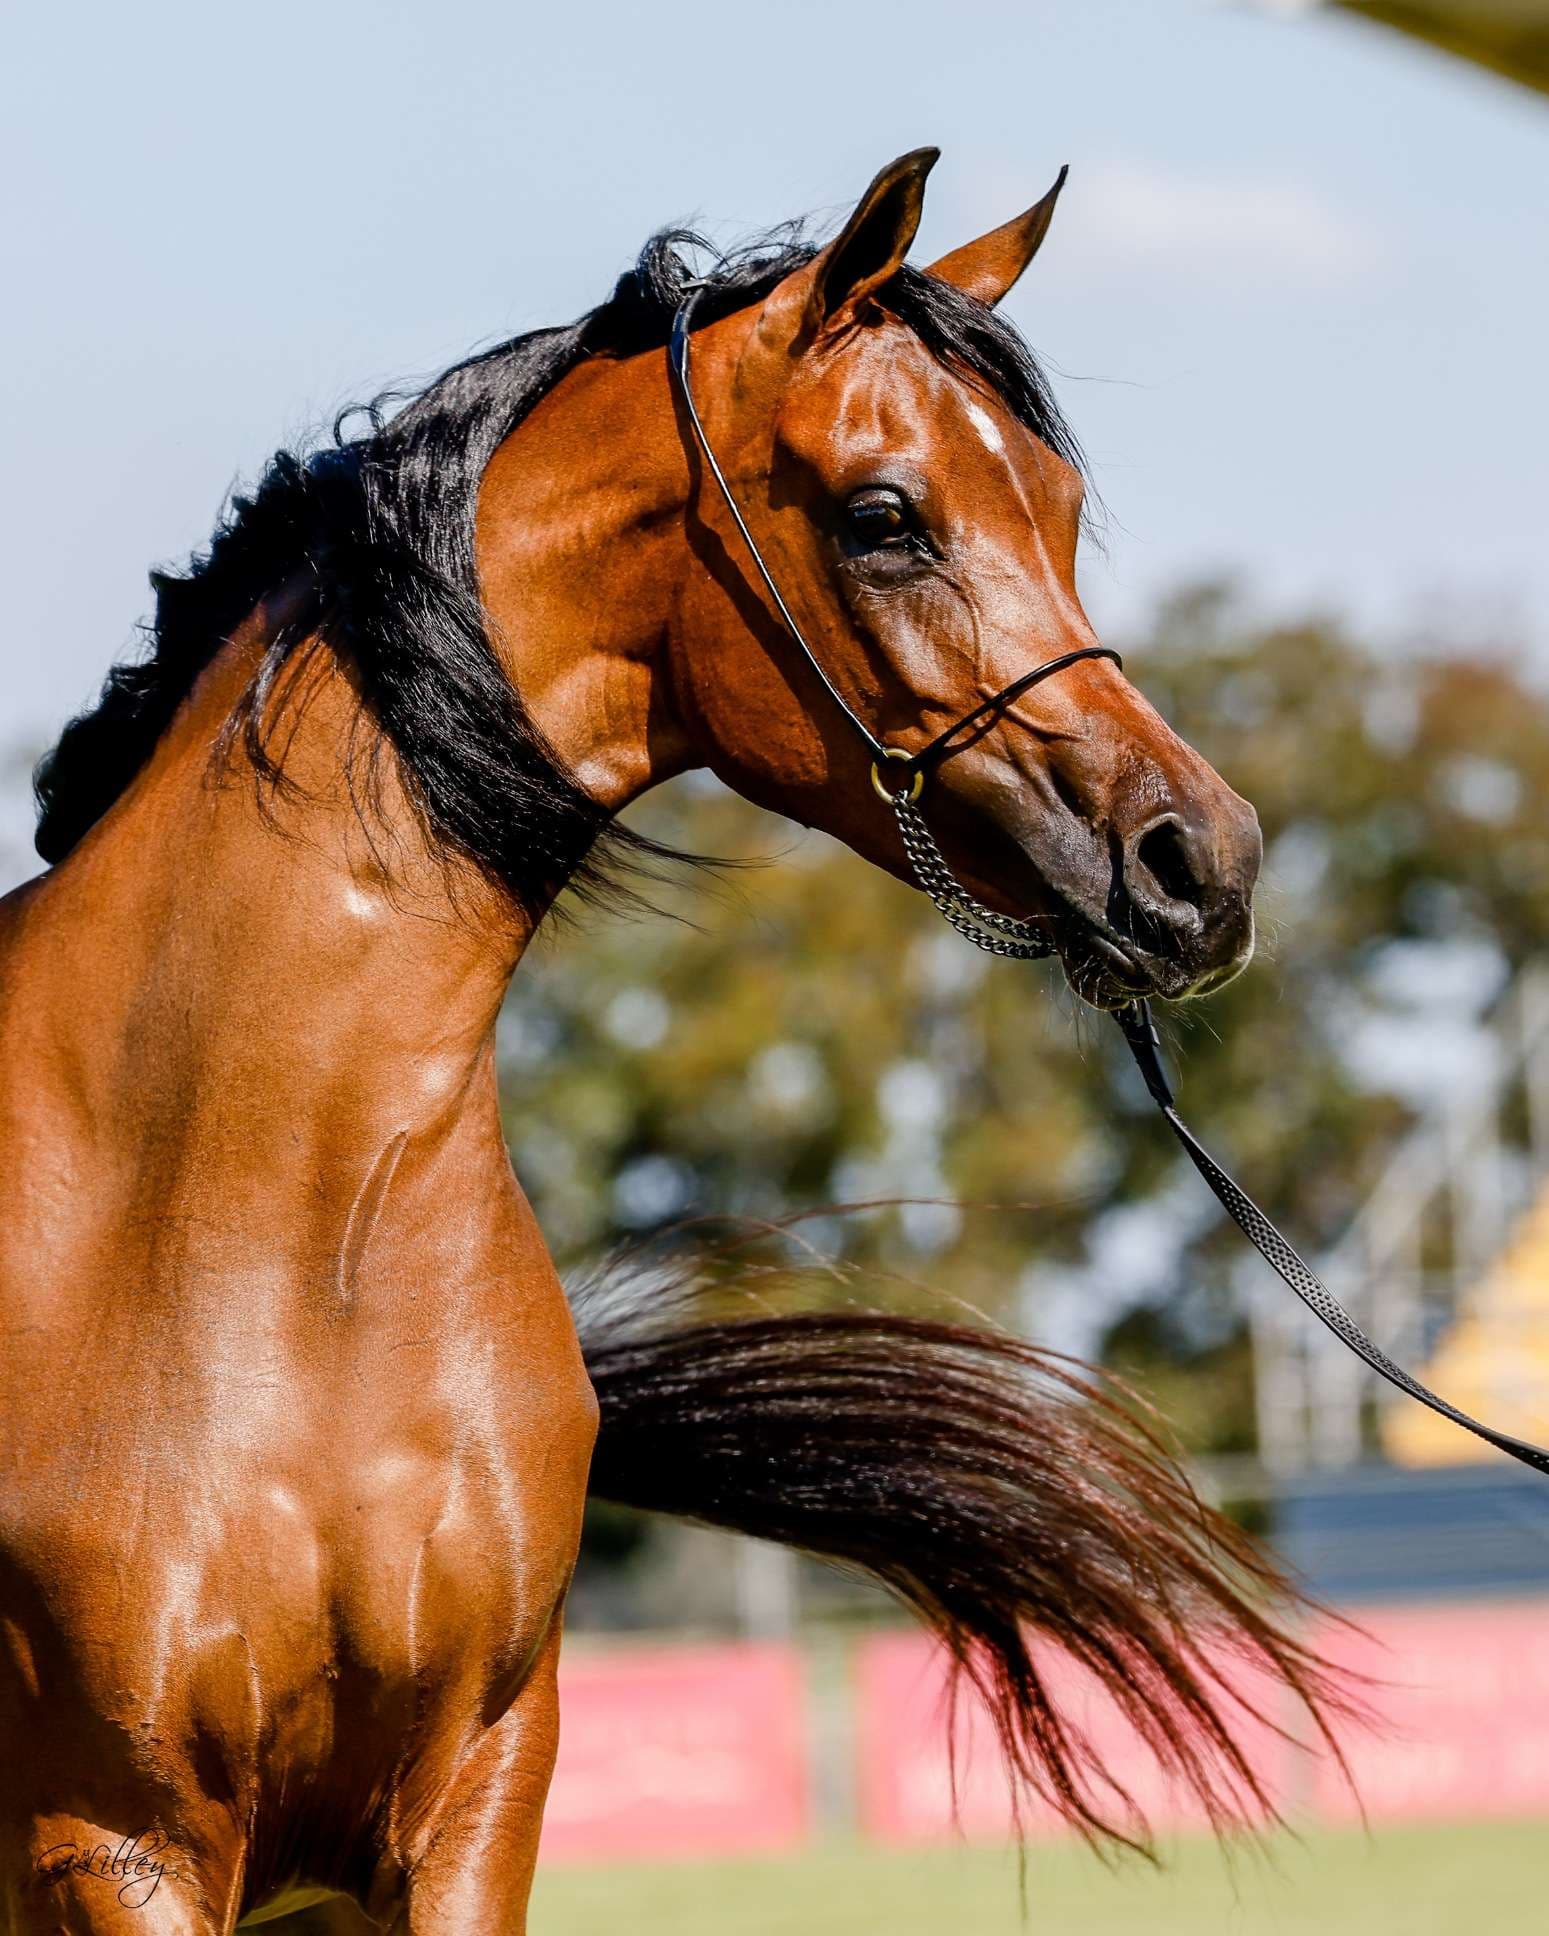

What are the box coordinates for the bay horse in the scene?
[0,149,1338,1933]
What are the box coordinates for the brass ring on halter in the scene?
[870,748,925,805]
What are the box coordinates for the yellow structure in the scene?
[1334,1,1549,94]
[1384,1189,1549,1463]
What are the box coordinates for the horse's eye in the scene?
[845,488,911,548]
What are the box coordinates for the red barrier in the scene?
[529,1603,1549,1863]
[540,1641,809,1862]
[856,1601,1549,1843]
[1308,1601,1549,1824]
[855,1629,1292,1844]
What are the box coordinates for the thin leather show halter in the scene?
[668,291,1549,1477]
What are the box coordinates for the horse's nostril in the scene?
[1132,817,1204,910]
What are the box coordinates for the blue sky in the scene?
[2,0,1547,880]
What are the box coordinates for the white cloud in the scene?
[1068,157,1382,288]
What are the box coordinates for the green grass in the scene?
[531,1821,1545,1934]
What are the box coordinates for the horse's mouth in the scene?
[1049,921,1156,1010]
[1051,914,1254,1011]
[944,837,1254,1010]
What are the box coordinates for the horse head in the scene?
[656,150,1262,1007]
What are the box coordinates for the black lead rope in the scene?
[666,289,1549,1478]
[1111,999,1549,1479]
[883,763,1549,1473]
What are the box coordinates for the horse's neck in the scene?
[4,637,525,1245]
[1,343,695,1290]
[472,346,698,804]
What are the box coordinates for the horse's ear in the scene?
[760,149,939,347]
[925,166,1068,308]
[808,147,938,328]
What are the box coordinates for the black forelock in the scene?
[33,224,1085,916]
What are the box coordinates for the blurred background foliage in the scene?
[503,581,1549,1468]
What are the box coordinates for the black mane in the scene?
[34,227,1086,918]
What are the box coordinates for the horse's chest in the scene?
[323,1450,555,1690]
[0,1263,596,1834]
[2,1424,581,1786]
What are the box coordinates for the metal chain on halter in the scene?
[888,788,1054,960]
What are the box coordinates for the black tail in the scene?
[576,1283,1355,1851]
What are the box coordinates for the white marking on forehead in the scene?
[964,399,1005,457]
